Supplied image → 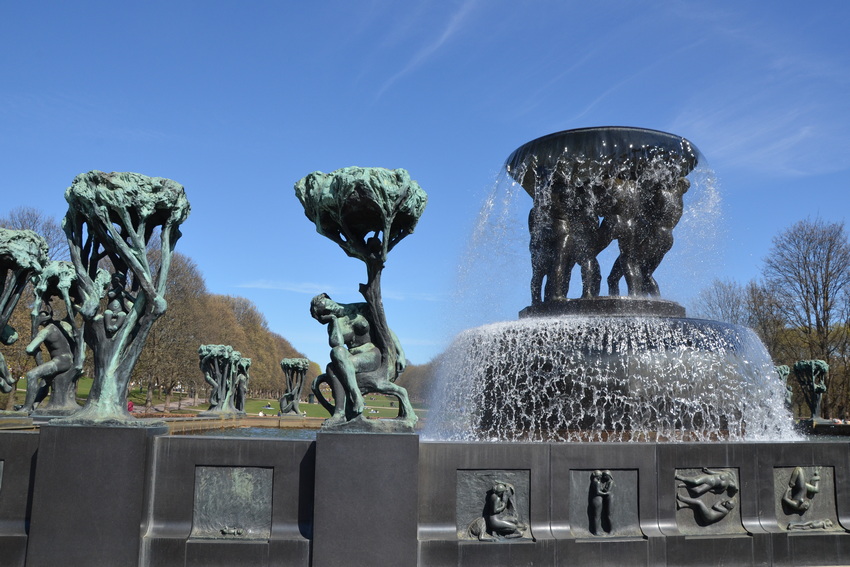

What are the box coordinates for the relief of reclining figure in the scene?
[675,467,739,497]
[675,467,739,526]
[676,495,736,524]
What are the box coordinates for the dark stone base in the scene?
[141,435,314,567]
[25,424,167,567]
[313,433,418,566]
[520,296,686,318]
[771,530,850,566]
[31,406,82,417]
[321,413,415,433]
[0,432,39,567]
[799,418,850,436]
[185,540,270,567]
[4,421,850,566]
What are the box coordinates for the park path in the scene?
[137,396,206,414]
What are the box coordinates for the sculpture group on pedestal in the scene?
[61,171,190,424]
[295,166,426,432]
[526,162,689,301]
[279,358,308,416]
[0,172,190,424]
[199,345,251,416]
[510,132,695,303]
[0,171,190,425]
[0,227,48,398]
[793,360,829,420]
[18,261,83,414]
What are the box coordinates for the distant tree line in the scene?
[691,218,850,419]
[394,358,436,404]
[0,207,317,412]
[131,251,318,412]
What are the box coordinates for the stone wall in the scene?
[0,428,849,566]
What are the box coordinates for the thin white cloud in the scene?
[506,50,599,120]
[396,337,445,347]
[666,5,850,177]
[237,280,445,302]
[565,37,707,125]
[670,89,845,177]
[375,0,478,99]
[237,280,341,295]
[2,92,170,143]
[382,290,446,302]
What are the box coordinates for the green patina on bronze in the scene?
[296,167,427,263]
[0,228,49,273]
[793,360,830,420]
[0,227,49,395]
[295,166,427,432]
[775,364,792,410]
[60,170,190,425]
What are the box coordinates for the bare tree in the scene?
[763,218,850,361]
[0,207,69,261]
[763,218,850,417]
[691,277,799,361]
[132,252,208,413]
[744,280,787,361]
[691,278,749,325]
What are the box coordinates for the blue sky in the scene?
[2,1,849,365]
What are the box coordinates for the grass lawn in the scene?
[12,377,428,420]
[188,394,429,420]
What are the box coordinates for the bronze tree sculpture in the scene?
[198,344,242,416]
[0,228,48,395]
[279,357,309,416]
[295,167,426,431]
[61,171,190,424]
[793,360,829,420]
